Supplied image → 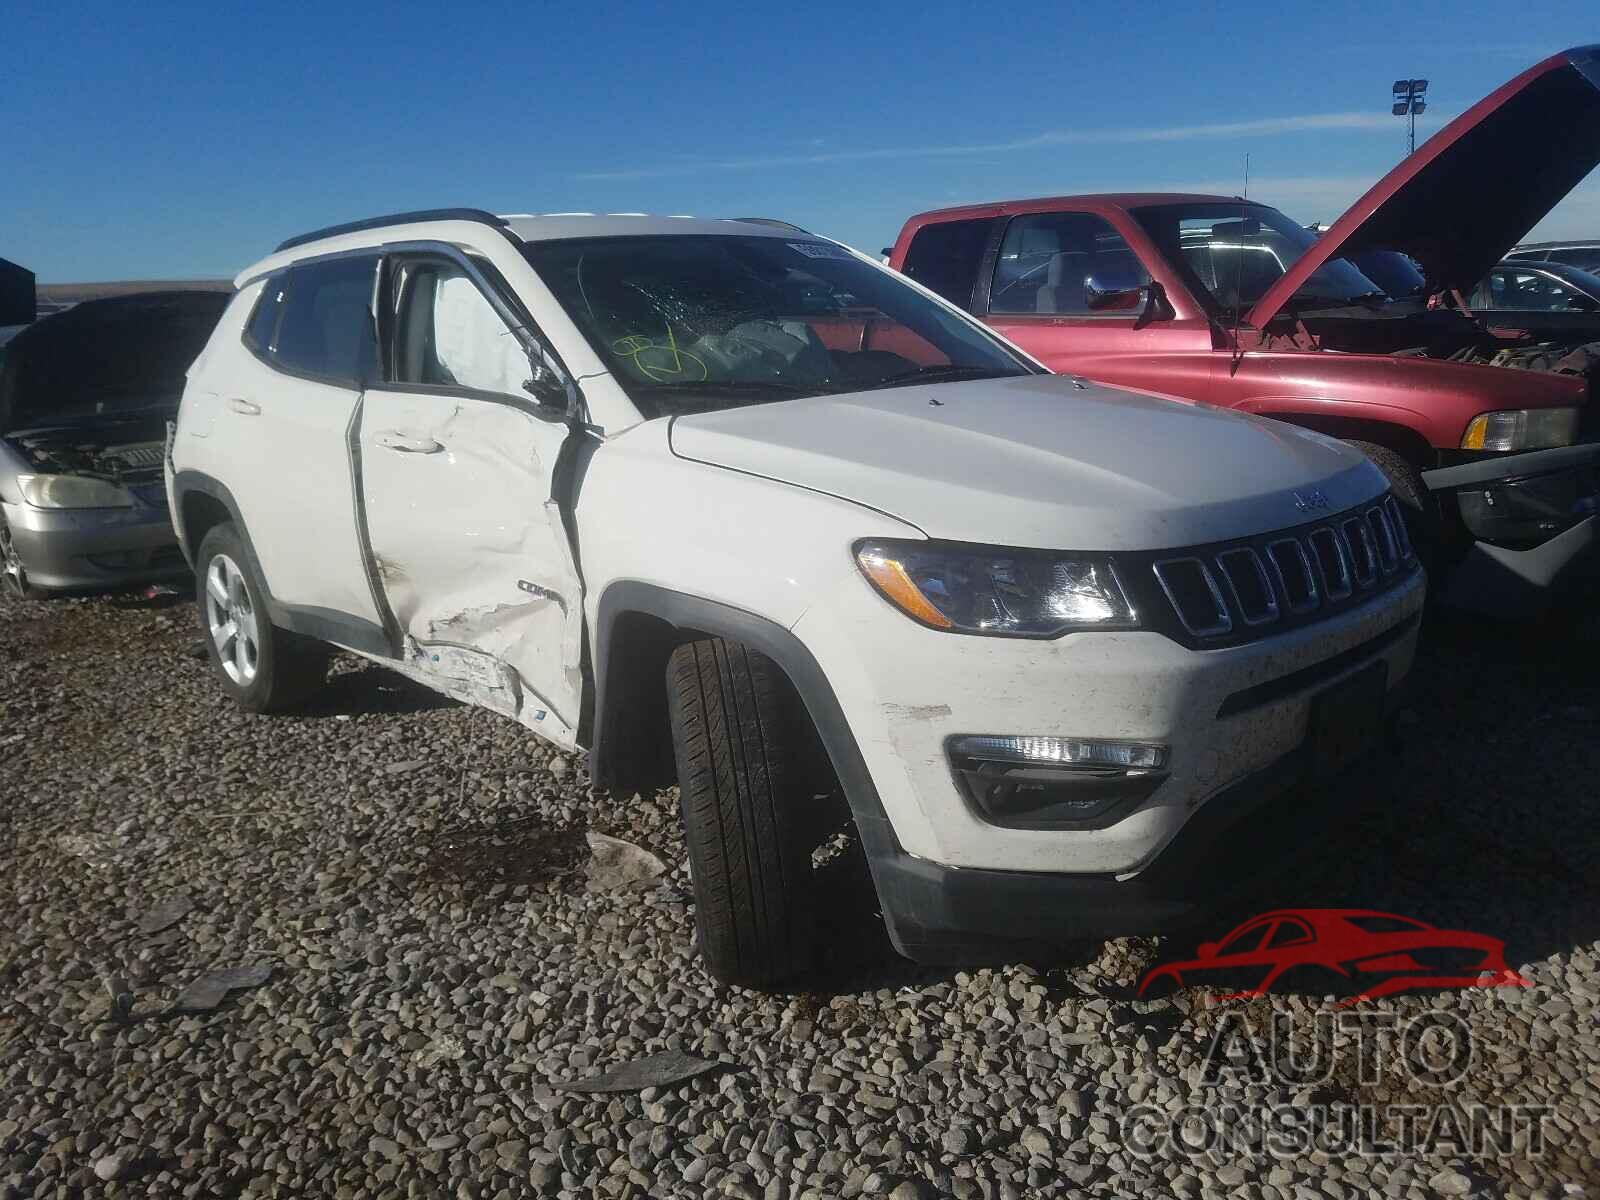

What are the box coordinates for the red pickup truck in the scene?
[887,45,1600,614]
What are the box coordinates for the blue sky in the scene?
[5,0,1597,281]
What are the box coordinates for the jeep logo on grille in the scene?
[1292,489,1331,513]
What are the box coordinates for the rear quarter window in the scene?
[900,218,996,309]
[244,278,286,353]
[268,256,380,385]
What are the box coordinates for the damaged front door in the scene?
[358,253,585,746]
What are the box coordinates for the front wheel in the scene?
[666,637,815,987]
[194,522,327,713]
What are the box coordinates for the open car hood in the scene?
[1248,44,1600,328]
[0,290,229,435]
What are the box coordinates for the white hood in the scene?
[668,375,1383,550]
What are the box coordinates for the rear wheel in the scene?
[666,637,815,987]
[1346,440,1439,572]
[195,523,327,713]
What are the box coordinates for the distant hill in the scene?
[37,279,233,307]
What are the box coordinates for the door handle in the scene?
[374,430,444,454]
[226,397,261,416]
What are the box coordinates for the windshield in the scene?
[524,235,1033,417]
[1132,203,1396,317]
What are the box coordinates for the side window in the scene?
[901,218,996,308]
[1219,923,1270,956]
[391,263,529,396]
[990,212,1151,315]
[1492,269,1577,311]
[273,257,379,385]
[244,276,287,352]
[1266,920,1310,949]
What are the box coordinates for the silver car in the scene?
[0,291,228,597]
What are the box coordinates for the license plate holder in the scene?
[1309,661,1387,776]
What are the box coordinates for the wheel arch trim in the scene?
[171,469,391,656]
[592,580,903,863]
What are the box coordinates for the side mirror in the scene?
[1084,273,1150,312]
[1197,941,1220,960]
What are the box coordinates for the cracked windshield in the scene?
[525,235,1030,415]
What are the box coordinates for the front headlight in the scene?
[1461,407,1580,451]
[854,538,1137,636]
[16,473,135,509]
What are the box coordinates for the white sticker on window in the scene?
[787,242,855,260]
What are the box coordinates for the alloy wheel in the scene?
[205,553,260,685]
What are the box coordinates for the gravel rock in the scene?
[1,591,1596,1198]
[92,1146,140,1182]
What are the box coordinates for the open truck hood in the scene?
[668,375,1380,551]
[1248,44,1600,328]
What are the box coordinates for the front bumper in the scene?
[873,734,1390,963]
[2,490,186,592]
[1425,443,1600,617]
[795,565,1424,878]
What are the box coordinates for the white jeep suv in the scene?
[167,209,1425,985]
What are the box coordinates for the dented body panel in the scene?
[358,386,584,742]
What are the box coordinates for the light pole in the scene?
[1392,78,1428,154]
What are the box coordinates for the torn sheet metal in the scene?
[406,638,523,718]
[358,385,587,749]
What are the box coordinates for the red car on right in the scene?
[888,45,1600,616]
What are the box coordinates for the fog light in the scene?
[947,735,1169,829]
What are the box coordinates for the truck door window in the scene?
[901,218,997,307]
[990,213,1150,316]
[391,264,529,397]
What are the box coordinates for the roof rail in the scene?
[728,217,812,234]
[274,208,510,254]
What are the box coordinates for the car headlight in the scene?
[1461,407,1579,451]
[854,538,1137,635]
[16,473,135,509]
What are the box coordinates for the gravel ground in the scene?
[1,589,1597,1199]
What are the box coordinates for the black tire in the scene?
[666,637,814,987]
[1346,440,1439,571]
[194,522,328,713]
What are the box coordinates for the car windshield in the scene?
[1132,202,1397,317]
[524,235,1033,417]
